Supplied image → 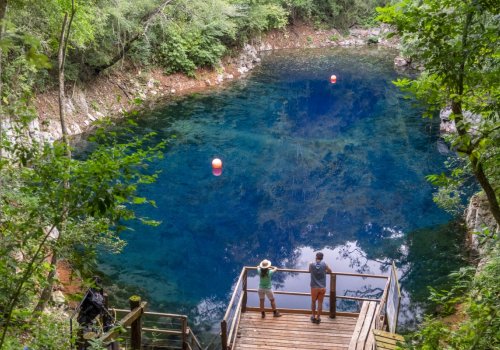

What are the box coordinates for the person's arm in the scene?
[325,264,333,274]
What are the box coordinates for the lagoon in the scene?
[99,47,466,333]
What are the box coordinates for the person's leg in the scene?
[258,289,266,318]
[316,288,326,323]
[311,288,319,321]
[268,291,281,317]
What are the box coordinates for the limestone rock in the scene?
[394,56,410,67]
[52,290,66,305]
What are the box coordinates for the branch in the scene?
[93,0,174,74]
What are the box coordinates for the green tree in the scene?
[377,0,500,225]
[0,125,165,347]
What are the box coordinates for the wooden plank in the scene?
[348,301,369,350]
[241,314,358,325]
[237,335,351,346]
[373,329,404,341]
[141,327,182,335]
[245,307,359,318]
[99,301,147,343]
[240,316,358,325]
[357,301,377,350]
[235,344,347,350]
[240,322,356,334]
[374,335,402,346]
[236,342,348,350]
[239,323,356,334]
[239,328,354,339]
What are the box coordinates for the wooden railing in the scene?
[220,266,390,350]
[109,308,204,350]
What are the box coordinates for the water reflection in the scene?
[96,47,466,335]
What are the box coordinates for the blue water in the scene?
[98,47,466,333]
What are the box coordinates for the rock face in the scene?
[465,193,499,268]
[439,106,482,135]
[29,24,401,143]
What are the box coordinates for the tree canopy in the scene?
[378,0,500,225]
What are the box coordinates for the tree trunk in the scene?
[34,3,76,313]
[470,157,500,225]
[451,102,500,226]
[33,253,57,313]
[92,0,174,74]
[0,0,8,160]
[58,12,71,158]
[449,8,500,226]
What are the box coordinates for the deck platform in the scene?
[221,266,402,350]
[233,311,358,350]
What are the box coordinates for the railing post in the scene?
[242,268,248,313]
[220,320,228,350]
[329,273,336,318]
[129,295,142,350]
[181,317,188,350]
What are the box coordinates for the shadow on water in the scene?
[88,47,468,336]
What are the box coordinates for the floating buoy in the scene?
[212,168,222,177]
[330,75,337,84]
[212,158,222,169]
[212,158,222,176]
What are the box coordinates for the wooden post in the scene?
[220,320,228,350]
[242,269,248,313]
[181,317,187,350]
[129,296,142,350]
[329,273,336,318]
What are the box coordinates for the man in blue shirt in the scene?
[309,252,332,324]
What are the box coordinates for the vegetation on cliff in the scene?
[378,0,499,348]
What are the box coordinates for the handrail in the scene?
[244,266,388,279]
[110,307,202,350]
[221,266,391,350]
[375,274,391,330]
[223,267,246,321]
[246,288,382,302]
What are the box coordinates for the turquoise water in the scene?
[99,47,466,333]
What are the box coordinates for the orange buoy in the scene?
[330,75,337,84]
[212,158,222,169]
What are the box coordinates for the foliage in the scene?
[377,0,500,223]
[0,0,390,83]
[0,120,165,347]
[399,242,500,350]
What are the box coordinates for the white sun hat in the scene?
[259,259,271,269]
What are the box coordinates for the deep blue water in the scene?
[98,47,466,333]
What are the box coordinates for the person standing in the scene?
[309,252,332,324]
[257,259,282,318]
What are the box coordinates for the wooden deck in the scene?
[233,311,358,350]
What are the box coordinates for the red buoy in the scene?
[330,75,337,84]
[212,158,222,169]
[212,158,222,176]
